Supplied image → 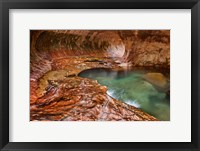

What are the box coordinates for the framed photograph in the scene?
[0,0,199,151]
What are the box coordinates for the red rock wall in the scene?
[31,30,169,76]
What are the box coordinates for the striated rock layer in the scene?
[31,77,156,121]
[30,30,170,121]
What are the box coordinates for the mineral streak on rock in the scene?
[30,30,170,121]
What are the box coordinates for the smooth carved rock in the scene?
[32,30,170,68]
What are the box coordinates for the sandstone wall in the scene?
[31,30,170,75]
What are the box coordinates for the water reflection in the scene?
[79,68,170,121]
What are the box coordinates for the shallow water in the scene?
[79,68,170,121]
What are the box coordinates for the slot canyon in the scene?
[30,30,170,121]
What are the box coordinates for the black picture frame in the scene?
[0,0,200,151]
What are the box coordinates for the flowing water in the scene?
[79,68,170,121]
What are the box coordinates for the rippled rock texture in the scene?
[30,30,170,121]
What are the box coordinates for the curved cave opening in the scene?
[30,30,170,121]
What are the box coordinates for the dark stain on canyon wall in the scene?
[30,30,169,121]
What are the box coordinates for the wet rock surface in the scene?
[30,30,170,121]
[31,77,156,121]
[143,72,169,91]
[31,57,157,121]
